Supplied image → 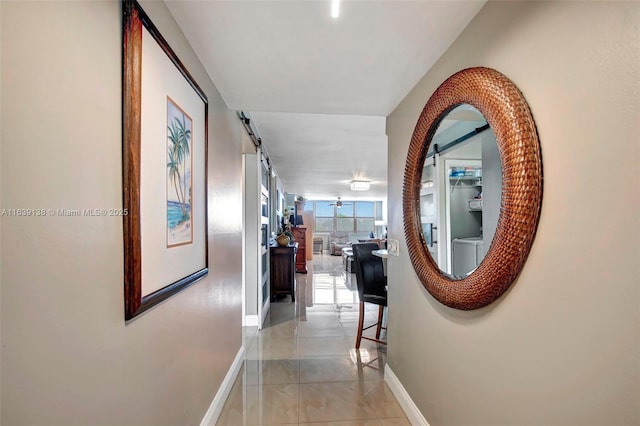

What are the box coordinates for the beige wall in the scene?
[387,2,639,425]
[1,1,243,425]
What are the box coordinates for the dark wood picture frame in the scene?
[403,67,542,310]
[123,0,209,321]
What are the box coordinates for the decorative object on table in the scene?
[122,0,209,320]
[276,221,294,246]
[276,233,291,247]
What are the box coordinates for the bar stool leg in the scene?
[375,305,384,339]
[355,301,365,349]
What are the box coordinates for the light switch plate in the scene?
[387,239,399,256]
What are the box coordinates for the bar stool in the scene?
[352,243,387,349]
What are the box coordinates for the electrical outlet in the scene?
[387,239,399,256]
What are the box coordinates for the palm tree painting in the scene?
[166,97,193,247]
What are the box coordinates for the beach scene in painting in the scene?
[166,97,193,247]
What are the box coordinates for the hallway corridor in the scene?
[216,254,408,425]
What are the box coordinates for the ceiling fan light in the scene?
[350,180,370,191]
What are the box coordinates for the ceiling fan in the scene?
[329,197,352,208]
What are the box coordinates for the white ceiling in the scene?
[250,111,387,200]
[165,0,486,202]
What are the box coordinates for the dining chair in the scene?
[352,243,387,349]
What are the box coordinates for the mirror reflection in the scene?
[419,104,502,278]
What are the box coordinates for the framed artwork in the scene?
[166,97,194,248]
[123,0,209,321]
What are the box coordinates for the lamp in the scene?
[350,180,370,191]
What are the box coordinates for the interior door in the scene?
[258,158,270,329]
[442,158,482,274]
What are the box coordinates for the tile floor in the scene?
[216,253,409,426]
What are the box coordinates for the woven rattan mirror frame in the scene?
[403,67,542,310]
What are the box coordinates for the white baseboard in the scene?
[244,315,258,327]
[384,364,430,426]
[200,346,245,426]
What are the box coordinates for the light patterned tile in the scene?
[335,302,358,314]
[257,321,299,340]
[299,356,384,383]
[217,383,299,426]
[244,359,300,385]
[215,374,245,426]
[299,381,404,423]
[303,303,337,313]
[300,420,382,426]
[298,336,350,357]
[266,302,297,323]
[245,335,298,360]
[243,326,259,340]
[337,311,362,323]
[219,254,408,426]
[339,311,384,324]
[380,417,412,425]
[297,322,344,337]
[342,317,360,341]
[299,314,342,328]
[346,334,388,355]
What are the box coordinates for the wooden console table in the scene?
[270,242,297,301]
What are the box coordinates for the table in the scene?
[372,249,388,276]
[270,243,297,301]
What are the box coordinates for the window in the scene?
[315,201,334,217]
[336,217,355,231]
[336,202,353,232]
[355,202,374,216]
[356,218,374,232]
[315,201,334,232]
[355,202,374,233]
[336,204,353,217]
[315,217,333,232]
[310,200,380,234]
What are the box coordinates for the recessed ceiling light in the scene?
[331,0,340,18]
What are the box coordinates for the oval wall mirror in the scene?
[403,67,542,310]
